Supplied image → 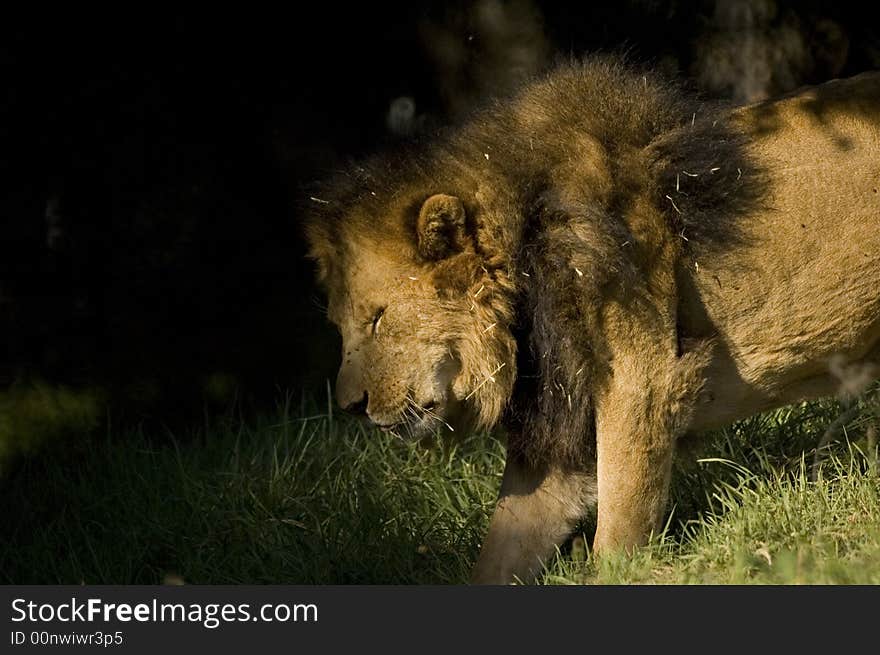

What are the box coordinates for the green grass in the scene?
[0,392,877,584]
[553,453,880,584]
[0,382,103,476]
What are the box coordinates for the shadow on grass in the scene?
[0,399,502,584]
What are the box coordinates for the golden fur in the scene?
[306,58,880,583]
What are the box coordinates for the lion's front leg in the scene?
[591,347,710,553]
[593,394,677,553]
[470,455,597,584]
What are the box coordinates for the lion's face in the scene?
[327,243,464,437]
[310,193,517,439]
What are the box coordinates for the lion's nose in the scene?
[340,391,368,416]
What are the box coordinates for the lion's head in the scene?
[306,183,519,439]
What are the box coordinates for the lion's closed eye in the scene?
[371,307,385,335]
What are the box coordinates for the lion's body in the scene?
[681,75,880,430]
[306,59,880,584]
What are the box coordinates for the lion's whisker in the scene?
[420,406,454,432]
[405,395,454,433]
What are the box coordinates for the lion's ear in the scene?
[416,194,468,260]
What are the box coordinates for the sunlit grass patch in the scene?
[543,393,880,585]
[545,451,880,584]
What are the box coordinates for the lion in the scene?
[305,57,880,584]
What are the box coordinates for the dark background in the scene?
[2,1,878,426]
